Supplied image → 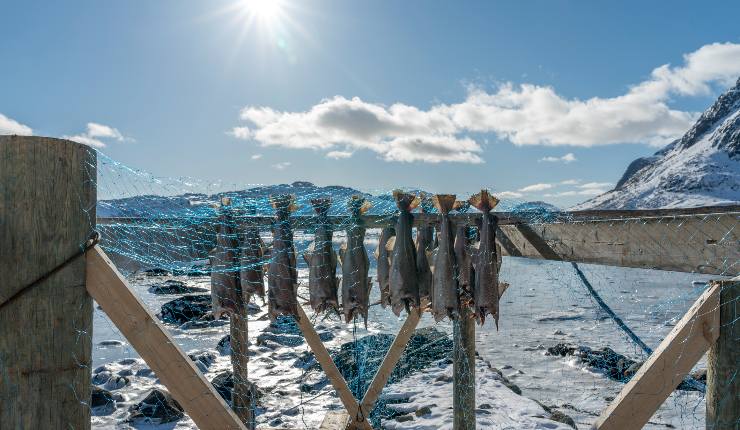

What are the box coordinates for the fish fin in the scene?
[409,196,421,211]
[221,197,232,206]
[338,245,346,265]
[392,190,419,211]
[498,282,509,298]
[468,190,500,212]
[453,200,470,213]
[302,252,311,266]
[432,194,456,214]
[360,201,372,214]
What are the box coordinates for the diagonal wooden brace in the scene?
[295,305,423,430]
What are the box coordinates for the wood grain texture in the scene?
[454,307,476,430]
[706,280,739,430]
[0,136,96,430]
[594,283,721,430]
[86,246,247,430]
[231,313,255,428]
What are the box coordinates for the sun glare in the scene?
[238,0,284,25]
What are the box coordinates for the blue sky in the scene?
[2,1,740,207]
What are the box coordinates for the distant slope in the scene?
[574,78,740,210]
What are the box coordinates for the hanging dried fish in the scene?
[339,195,372,325]
[453,200,473,303]
[239,204,265,301]
[375,227,395,308]
[211,198,243,318]
[469,190,501,326]
[303,197,339,314]
[267,194,299,319]
[389,191,420,316]
[416,194,434,301]
[431,194,458,321]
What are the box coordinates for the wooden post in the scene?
[231,313,255,429]
[87,246,247,430]
[706,280,739,430]
[454,307,476,430]
[0,136,95,430]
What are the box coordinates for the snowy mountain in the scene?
[574,78,740,210]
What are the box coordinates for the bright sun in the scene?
[238,0,284,25]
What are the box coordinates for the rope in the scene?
[571,262,706,393]
[0,231,101,310]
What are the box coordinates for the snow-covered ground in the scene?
[90,239,715,429]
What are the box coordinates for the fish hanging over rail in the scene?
[431,194,458,321]
[267,194,299,319]
[211,198,243,318]
[339,196,372,325]
[240,203,265,301]
[453,200,473,305]
[303,197,339,314]
[469,190,501,326]
[390,191,421,315]
[375,227,395,309]
[416,194,434,301]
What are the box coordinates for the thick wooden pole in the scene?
[0,136,96,429]
[706,280,739,430]
[231,313,255,429]
[454,307,476,430]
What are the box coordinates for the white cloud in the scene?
[251,154,263,160]
[578,182,613,189]
[231,126,251,139]
[272,161,291,170]
[64,122,128,148]
[560,179,580,185]
[233,42,740,162]
[326,150,353,159]
[540,153,577,163]
[519,183,553,192]
[498,191,524,199]
[0,113,33,135]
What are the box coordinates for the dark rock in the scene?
[118,369,133,377]
[503,380,521,395]
[136,368,154,377]
[547,343,704,391]
[217,335,232,355]
[92,371,112,385]
[257,332,304,347]
[149,279,208,295]
[142,267,170,277]
[549,410,577,429]
[395,414,414,422]
[104,375,129,390]
[415,405,432,416]
[128,389,184,424]
[99,340,124,346]
[265,315,302,336]
[91,386,114,408]
[118,358,138,365]
[159,295,216,324]
[478,403,492,409]
[210,370,262,405]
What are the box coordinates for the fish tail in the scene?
[310,197,332,216]
[392,190,420,211]
[270,194,297,212]
[468,190,500,213]
[432,194,457,214]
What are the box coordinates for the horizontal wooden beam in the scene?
[594,282,721,430]
[86,246,247,430]
[97,205,739,276]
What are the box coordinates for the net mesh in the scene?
[71,150,739,429]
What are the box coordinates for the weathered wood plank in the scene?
[294,305,372,430]
[359,307,422,419]
[454,307,476,430]
[231,313,255,428]
[500,212,739,276]
[86,246,246,430]
[594,282,721,430]
[0,136,95,430]
[706,280,739,429]
[320,411,351,429]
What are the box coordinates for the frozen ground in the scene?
[90,234,715,429]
